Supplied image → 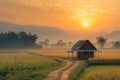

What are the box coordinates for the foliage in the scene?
[0,31,39,48]
[96,36,107,49]
[112,40,120,48]
[86,59,120,66]
[38,38,50,48]
[55,40,66,47]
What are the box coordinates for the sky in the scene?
[0,0,120,32]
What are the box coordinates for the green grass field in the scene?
[0,51,63,80]
[80,66,120,80]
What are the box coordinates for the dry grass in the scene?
[95,49,120,59]
[28,49,120,59]
[28,49,69,58]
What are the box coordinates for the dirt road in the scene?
[44,59,79,80]
[44,58,72,80]
[25,51,79,80]
[60,61,79,80]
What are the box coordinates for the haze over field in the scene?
[0,21,120,43]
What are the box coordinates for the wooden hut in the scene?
[68,40,97,60]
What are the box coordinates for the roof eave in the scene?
[67,50,100,53]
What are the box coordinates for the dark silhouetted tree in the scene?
[112,40,120,48]
[96,36,107,49]
[43,38,50,48]
[0,31,38,48]
[55,40,66,47]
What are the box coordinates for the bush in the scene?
[86,59,120,66]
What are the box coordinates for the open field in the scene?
[0,49,120,80]
[0,51,64,80]
[95,49,120,59]
[1,48,120,59]
[28,49,120,59]
[80,66,120,80]
[28,49,69,58]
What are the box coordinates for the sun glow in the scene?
[83,21,89,28]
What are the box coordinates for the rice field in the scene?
[28,49,68,58]
[95,49,120,59]
[80,66,120,80]
[28,49,120,59]
[0,50,63,80]
[0,49,120,80]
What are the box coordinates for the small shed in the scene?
[68,40,98,60]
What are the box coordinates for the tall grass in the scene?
[0,53,63,80]
[79,59,120,80]
[80,66,120,80]
[87,59,120,65]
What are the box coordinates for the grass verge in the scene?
[68,61,87,80]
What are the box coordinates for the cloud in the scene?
[0,0,120,31]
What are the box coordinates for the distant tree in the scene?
[96,36,107,49]
[55,40,66,47]
[43,38,50,48]
[68,41,72,46]
[38,41,44,45]
[112,40,120,48]
[38,41,43,48]
[38,38,50,48]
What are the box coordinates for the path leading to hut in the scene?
[44,59,79,80]
[60,61,79,80]
[44,59,72,80]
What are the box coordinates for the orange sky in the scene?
[0,0,120,32]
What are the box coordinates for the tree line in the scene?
[39,37,120,49]
[38,39,73,48]
[0,31,119,49]
[0,31,39,48]
[96,36,120,49]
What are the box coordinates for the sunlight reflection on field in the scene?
[28,49,68,58]
[95,49,120,59]
[0,49,120,59]
[28,49,120,59]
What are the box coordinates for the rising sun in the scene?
[83,21,89,28]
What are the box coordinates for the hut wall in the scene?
[77,52,94,59]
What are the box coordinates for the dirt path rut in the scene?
[44,59,79,80]
[60,61,79,80]
[44,58,72,80]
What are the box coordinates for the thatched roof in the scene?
[68,40,97,52]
